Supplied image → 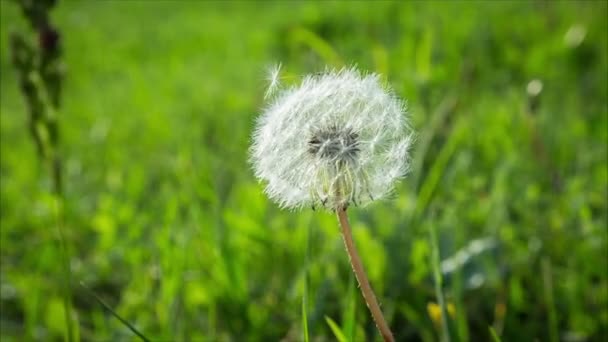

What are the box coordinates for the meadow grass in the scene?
[1,1,607,341]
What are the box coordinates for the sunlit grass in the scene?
[1,1,606,341]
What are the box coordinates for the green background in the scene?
[1,1,606,341]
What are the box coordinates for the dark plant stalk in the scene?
[11,0,73,340]
[336,207,394,342]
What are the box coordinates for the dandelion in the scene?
[252,67,412,211]
[251,67,413,342]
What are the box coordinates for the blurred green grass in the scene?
[1,1,606,341]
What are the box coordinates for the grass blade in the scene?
[302,282,310,342]
[429,223,451,342]
[80,283,150,342]
[302,221,311,342]
[51,195,75,342]
[325,316,347,342]
[342,271,356,342]
[542,257,559,342]
[489,326,502,342]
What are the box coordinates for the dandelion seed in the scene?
[251,67,413,210]
[264,62,282,99]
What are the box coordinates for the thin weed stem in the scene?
[542,257,559,342]
[302,219,311,342]
[52,193,74,342]
[428,223,451,342]
[80,283,150,342]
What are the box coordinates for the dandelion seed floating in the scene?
[251,67,412,342]
[264,62,282,99]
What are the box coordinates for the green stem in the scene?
[80,283,150,342]
[53,194,74,342]
[302,219,311,342]
[542,257,559,342]
[428,223,450,342]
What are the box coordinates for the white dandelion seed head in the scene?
[251,67,413,210]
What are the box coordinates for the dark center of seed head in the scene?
[308,126,360,160]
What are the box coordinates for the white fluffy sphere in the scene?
[251,67,413,210]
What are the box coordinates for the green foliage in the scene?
[1,1,606,341]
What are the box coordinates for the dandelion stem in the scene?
[336,207,394,342]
